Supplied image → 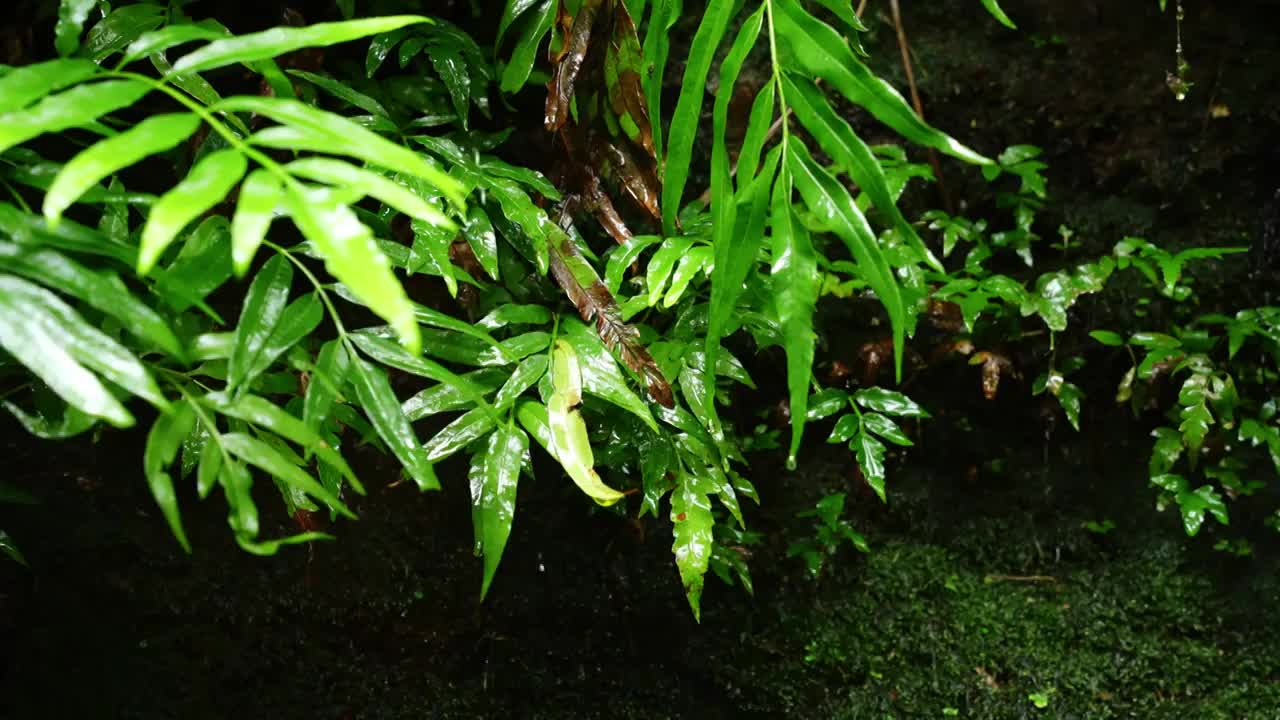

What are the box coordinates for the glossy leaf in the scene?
[548,339,625,506]
[853,430,887,501]
[770,166,818,466]
[220,432,355,519]
[348,356,438,490]
[44,113,201,225]
[0,241,182,356]
[287,158,453,229]
[230,169,283,275]
[790,140,908,380]
[980,0,1018,29]
[304,339,351,431]
[773,0,990,165]
[122,24,230,64]
[0,80,150,155]
[144,400,197,551]
[172,16,432,75]
[55,0,96,56]
[662,0,734,235]
[853,387,928,417]
[671,468,715,621]
[286,185,421,355]
[473,424,528,600]
[500,0,555,93]
[229,254,292,390]
[139,149,247,274]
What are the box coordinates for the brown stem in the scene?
[888,0,953,214]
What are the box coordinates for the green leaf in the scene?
[122,24,230,65]
[0,58,99,114]
[1149,426,1185,476]
[227,96,464,206]
[0,530,26,566]
[1176,485,1228,536]
[862,412,912,446]
[980,0,1018,29]
[0,241,182,356]
[287,69,391,118]
[548,339,625,506]
[220,432,355,519]
[403,368,505,421]
[286,157,453,229]
[229,254,292,390]
[44,113,202,224]
[144,399,198,551]
[853,387,928,417]
[348,356,438,490]
[462,205,500,280]
[0,202,136,265]
[304,339,351,431]
[662,0,735,235]
[172,16,432,75]
[423,408,495,462]
[230,169,283,275]
[1056,381,1084,431]
[0,274,166,413]
[790,140,908,380]
[561,318,656,430]
[605,233,661,294]
[0,80,150,155]
[139,149,247,274]
[80,4,166,62]
[500,0,555,93]
[427,41,470,129]
[473,424,528,600]
[782,72,942,271]
[770,167,818,466]
[671,468,716,621]
[1089,330,1126,346]
[286,185,421,355]
[347,331,498,416]
[853,430,887,501]
[237,531,333,556]
[772,0,989,165]
[807,388,849,420]
[55,0,96,56]
[4,397,97,439]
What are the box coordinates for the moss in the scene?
[780,540,1280,719]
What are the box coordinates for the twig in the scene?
[888,0,953,214]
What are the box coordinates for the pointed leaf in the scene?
[139,148,247,274]
[348,356,438,489]
[0,58,99,114]
[44,113,202,224]
[231,169,284,275]
[220,432,355,519]
[474,424,527,600]
[229,254,292,390]
[0,80,150,154]
[548,339,625,506]
[671,468,715,621]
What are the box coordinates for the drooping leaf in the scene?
[139,149,247,274]
[547,339,626,505]
[0,241,182,356]
[144,399,198,551]
[853,429,887,501]
[769,167,818,466]
[561,317,657,429]
[220,432,356,519]
[230,169,283,275]
[286,185,421,354]
[304,339,351,431]
[790,140,908,380]
[0,80,150,155]
[979,0,1018,29]
[772,0,990,165]
[548,220,674,407]
[661,0,734,235]
[121,24,231,65]
[671,467,715,621]
[348,356,438,489]
[472,424,528,600]
[500,0,555,93]
[55,0,97,56]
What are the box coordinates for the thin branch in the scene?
[888,0,953,214]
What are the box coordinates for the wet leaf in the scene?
[0,59,99,114]
[229,254,292,391]
[348,356,438,489]
[671,468,716,621]
[139,149,246,274]
[770,167,819,465]
[173,16,432,75]
[230,170,283,275]
[0,80,150,155]
[862,412,912,446]
[472,424,528,600]
[853,387,928,418]
[853,430,887,501]
[220,432,355,519]
[547,339,626,505]
[144,399,198,551]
